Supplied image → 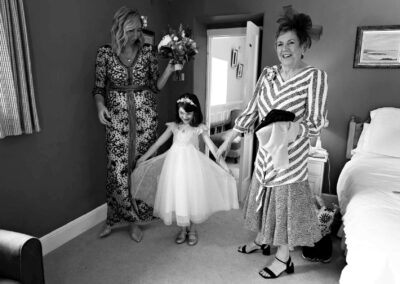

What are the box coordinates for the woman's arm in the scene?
[147,46,175,92]
[157,62,175,90]
[92,46,111,125]
[94,94,111,126]
[297,69,328,138]
[216,67,270,159]
[201,130,231,172]
[215,130,241,160]
[136,126,173,165]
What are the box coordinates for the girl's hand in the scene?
[216,140,231,160]
[97,104,111,126]
[135,156,146,167]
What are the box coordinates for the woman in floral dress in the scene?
[92,7,176,241]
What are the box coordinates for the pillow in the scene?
[364,107,400,157]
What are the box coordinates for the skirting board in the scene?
[40,203,107,255]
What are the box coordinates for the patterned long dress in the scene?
[92,44,160,226]
[234,65,328,249]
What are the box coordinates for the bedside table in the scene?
[308,155,327,196]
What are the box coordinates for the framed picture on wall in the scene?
[354,25,400,68]
[231,48,238,67]
[143,29,155,46]
[236,63,243,78]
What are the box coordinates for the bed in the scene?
[337,107,400,284]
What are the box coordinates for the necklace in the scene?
[122,47,137,64]
[126,55,134,63]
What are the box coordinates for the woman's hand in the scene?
[168,60,185,71]
[216,140,231,160]
[97,104,111,126]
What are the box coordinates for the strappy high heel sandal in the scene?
[259,256,294,279]
[237,242,270,255]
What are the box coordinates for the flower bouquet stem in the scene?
[171,61,184,80]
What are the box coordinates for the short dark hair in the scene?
[175,93,203,127]
[275,13,312,49]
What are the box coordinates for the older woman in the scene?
[217,6,328,279]
[92,7,176,241]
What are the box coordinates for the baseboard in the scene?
[40,203,107,255]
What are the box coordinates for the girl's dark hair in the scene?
[175,93,203,127]
[275,12,313,49]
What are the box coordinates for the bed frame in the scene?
[345,116,365,159]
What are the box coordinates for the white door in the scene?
[238,21,260,201]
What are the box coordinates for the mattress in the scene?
[337,152,400,284]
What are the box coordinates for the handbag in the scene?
[254,109,295,132]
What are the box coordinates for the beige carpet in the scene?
[44,209,346,284]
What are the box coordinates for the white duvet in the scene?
[337,151,400,284]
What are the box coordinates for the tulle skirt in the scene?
[131,144,239,226]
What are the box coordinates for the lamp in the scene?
[311,113,329,156]
[316,111,329,149]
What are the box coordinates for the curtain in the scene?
[0,0,40,139]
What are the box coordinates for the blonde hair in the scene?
[110,7,144,55]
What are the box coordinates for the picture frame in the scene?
[231,48,238,67]
[236,63,243,78]
[353,25,400,68]
[143,29,155,46]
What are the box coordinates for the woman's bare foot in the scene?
[99,225,112,238]
[129,224,143,242]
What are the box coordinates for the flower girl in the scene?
[131,93,239,245]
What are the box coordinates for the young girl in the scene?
[131,93,239,245]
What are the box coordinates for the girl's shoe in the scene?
[238,242,270,255]
[99,225,112,238]
[175,229,187,244]
[129,224,143,243]
[187,231,198,246]
[259,256,295,279]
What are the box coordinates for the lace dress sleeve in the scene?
[92,45,111,97]
[146,45,160,93]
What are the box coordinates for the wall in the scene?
[0,0,171,237]
[209,33,246,106]
[170,0,400,194]
[208,31,246,125]
[1,0,399,237]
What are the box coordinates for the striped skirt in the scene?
[243,174,322,250]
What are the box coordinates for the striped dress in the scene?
[235,65,328,248]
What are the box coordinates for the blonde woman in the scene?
[92,6,175,241]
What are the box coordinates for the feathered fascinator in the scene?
[277,5,323,46]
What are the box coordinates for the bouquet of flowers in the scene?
[158,24,198,69]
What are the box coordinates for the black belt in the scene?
[109,84,151,92]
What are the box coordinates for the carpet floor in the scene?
[44,209,346,284]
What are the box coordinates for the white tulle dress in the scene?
[131,122,239,226]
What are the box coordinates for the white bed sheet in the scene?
[337,151,400,284]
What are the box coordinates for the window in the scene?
[0,0,40,139]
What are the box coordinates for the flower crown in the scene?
[140,16,148,29]
[177,97,196,107]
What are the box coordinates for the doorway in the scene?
[205,22,261,202]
